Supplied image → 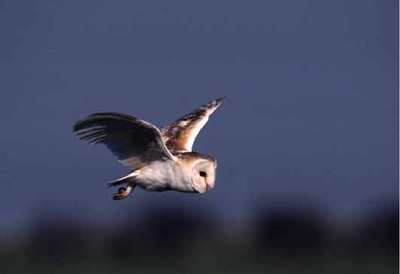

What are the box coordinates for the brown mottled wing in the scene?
[161,97,225,152]
[73,112,174,168]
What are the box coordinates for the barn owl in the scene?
[73,97,225,200]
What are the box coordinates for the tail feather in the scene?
[106,170,138,188]
[107,179,126,188]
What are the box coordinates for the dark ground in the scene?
[1,201,397,274]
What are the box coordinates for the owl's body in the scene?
[114,153,216,193]
[73,98,224,200]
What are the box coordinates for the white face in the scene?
[190,160,217,193]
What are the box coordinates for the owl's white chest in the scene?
[135,160,194,192]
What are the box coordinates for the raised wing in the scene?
[73,112,174,168]
[161,97,225,152]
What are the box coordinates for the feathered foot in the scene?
[112,184,135,200]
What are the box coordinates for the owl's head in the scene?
[190,158,217,193]
[176,152,217,193]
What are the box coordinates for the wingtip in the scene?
[207,96,226,108]
[201,96,226,113]
[212,96,226,108]
[215,96,226,103]
[72,119,84,133]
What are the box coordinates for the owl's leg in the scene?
[112,183,136,200]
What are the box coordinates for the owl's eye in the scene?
[199,171,207,177]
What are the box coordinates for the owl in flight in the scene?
[73,97,225,200]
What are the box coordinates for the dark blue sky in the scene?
[0,0,398,231]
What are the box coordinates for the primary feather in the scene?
[73,112,174,168]
[161,97,225,152]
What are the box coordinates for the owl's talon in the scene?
[112,186,133,200]
[112,193,126,200]
[118,187,126,194]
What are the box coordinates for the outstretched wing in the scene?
[161,97,225,152]
[73,112,174,168]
